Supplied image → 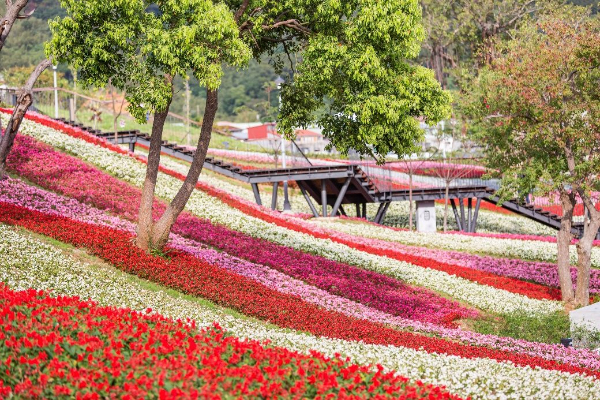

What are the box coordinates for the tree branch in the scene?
[234,0,250,23]
[262,19,311,35]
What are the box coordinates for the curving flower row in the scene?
[4,177,600,373]
[7,114,566,315]
[6,136,476,325]
[2,224,599,399]
[2,203,596,379]
[1,285,462,399]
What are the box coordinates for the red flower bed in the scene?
[6,113,565,302]
[0,286,462,399]
[2,203,599,378]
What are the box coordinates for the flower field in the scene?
[2,110,600,398]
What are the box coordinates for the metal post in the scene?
[467,197,473,232]
[276,75,292,212]
[362,203,367,219]
[128,141,136,153]
[298,182,319,218]
[355,203,361,218]
[53,65,59,118]
[330,177,352,217]
[450,199,463,231]
[251,183,262,206]
[471,198,482,233]
[68,98,75,122]
[321,180,328,217]
[459,198,466,232]
[271,182,279,210]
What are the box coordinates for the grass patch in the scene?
[467,311,570,344]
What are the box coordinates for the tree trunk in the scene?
[149,89,219,250]
[408,171,414,231]
[431,42,447,89]
[0,59,51,178]
[557,190,576,307]
[135,99,173,251]
[0,0,30,54]
[574,199,600,307]
[443,180,449,232]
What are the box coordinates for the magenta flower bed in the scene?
[4,176,600,372]
[7,135,476,325]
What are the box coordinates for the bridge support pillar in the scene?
[331,177,352,217]
[251,183,262,206]
[271,182,279,210]
[355,203,361,218]
[459,198,466,231]
[298,182,319,218]
[416,200,436,233]
[374,202,391,224]
[450,199,463,231]
[128,141,136,153]
[321,180,328,217]
[467,198,473,232]
[362,203,367,219]
[471,198,482,232]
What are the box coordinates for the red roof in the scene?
[295,129,321,137]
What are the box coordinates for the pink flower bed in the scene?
[3,176,600,372]
[6,135,476,326]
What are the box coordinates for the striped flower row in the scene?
[12,115,566,316]
[1,224,599,399]
[3,176,600,372]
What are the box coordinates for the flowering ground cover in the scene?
[6,135,477,326]
[6,114,568,316]
[5,177,600,374]
[3,203,600,384]
[4,226,600,398]
[6,134,558,310]
[0,285,462,399]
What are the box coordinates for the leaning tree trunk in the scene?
[149,89,219,250]
[557,190,576,307]
[135,101,172,251]
[0,59,52,178]
[0,0,31,54]
[574,197,600,307]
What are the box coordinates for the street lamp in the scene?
[275,75,292,212]
[53,65,59,119]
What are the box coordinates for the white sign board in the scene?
[416,200,436,233]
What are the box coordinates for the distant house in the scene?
[215,121,334,155]
[293,129,329,153]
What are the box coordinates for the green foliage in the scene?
[2,65,68,88]
[46,0,252,122]
[461,8,600,200]
[258,0,453,161]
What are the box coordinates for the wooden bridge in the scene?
[56,119,598,238]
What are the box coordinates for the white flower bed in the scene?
[17,118,564,316]
[312,218,600,268]
[1,224,598,400]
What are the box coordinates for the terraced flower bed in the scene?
[3,110,600,399]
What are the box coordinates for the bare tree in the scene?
[0,59,52,178]
[0,0,35,54]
